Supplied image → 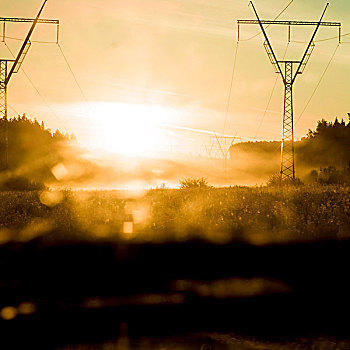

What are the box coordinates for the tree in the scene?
[0,115,72,190]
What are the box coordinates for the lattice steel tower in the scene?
[0,0,59,169]
[238,2,341,180]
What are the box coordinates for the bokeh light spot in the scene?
[51,163,69,181]
[1,306,18,320]
[17,302,36,315]
[123,222,134,235]
[40,190,64,207]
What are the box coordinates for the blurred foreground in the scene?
[0,186,349,349]
[0,237,349,349]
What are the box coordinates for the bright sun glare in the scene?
[78,102,175,157]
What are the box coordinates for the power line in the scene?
[8,104,19,116]
[3,37,89,126]
[3,37,90,131]
[4,42,67,130]
[291,31,350,44]
[222,41,239,134]
[239,0,294,42]
[57,43,89,103]
[1,37,88,103]
[296,43,339,125]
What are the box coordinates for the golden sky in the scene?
[0,0,349,157]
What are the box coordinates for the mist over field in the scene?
[0,116,268,189]
[1,116,349,190]
[42,116,350,189]
[49,152,260,189]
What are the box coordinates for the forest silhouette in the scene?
[0,115,73,190]
[229,115,350,184]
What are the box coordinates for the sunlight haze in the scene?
[0,0,349,158]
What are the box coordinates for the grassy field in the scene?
[1,184,349,245]
[1,185,349,348]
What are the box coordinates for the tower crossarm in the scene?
[238,3,341,84]
[4,0,53,84]
[0,16,59,45]
[237,20,340,27]
[0,17,59,24]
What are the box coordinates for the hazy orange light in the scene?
[77,102,176,157]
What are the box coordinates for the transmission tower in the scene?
[0,0,59,169]
[238,2,341,180]
[205,135,240,159]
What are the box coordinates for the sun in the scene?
[82,102,172,157]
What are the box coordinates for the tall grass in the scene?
[0,185,349,244]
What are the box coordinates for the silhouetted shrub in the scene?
[180,177,211,189]
[308,166,350,185]
[267,173,304,187]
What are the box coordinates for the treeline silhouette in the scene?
[1,114,349,189]
[298,117,350,183]
[0,115,74,190]
[229,116,350,184]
